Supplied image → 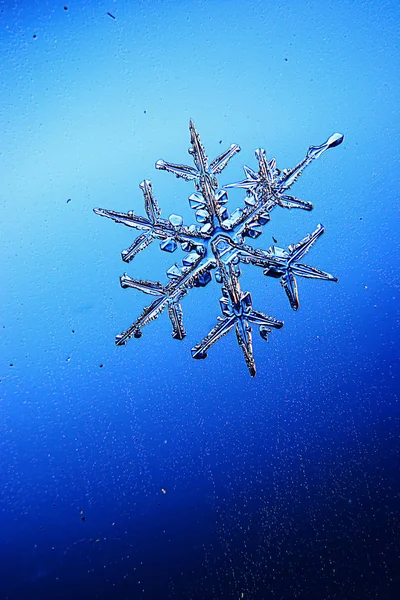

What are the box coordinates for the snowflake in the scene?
[94,120,343,376]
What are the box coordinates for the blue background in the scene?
[0,1,399,598]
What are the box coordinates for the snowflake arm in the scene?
[156,119,241,230]
[94,179,210,263]
[191,314,237,361]
[225,133,344,232]
[115,251,215,344]
[225,148,313,216]
[191,261,283,377]
[263,224,338,310]
[155,161,198,182]
[277,133,344,193]
[121,232,154,263]
[216,224,337,311]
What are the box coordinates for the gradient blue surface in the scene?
[1,1,399,598]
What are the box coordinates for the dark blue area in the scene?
[0,1,399,599]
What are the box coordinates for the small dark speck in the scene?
[99,364,103,368]
[67,198,71,203]
[284,58,288,62]
[359,217,363,220]
[272,236,278,243]
[219,140,222,144]
[144,110,147,114]
[81,516,86,521]
[107,12,116,19]
[63,5,68,10]
[9,363,13,367]
[72,330,75,333]
[33,34,37,39]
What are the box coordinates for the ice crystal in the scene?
[94,120,343,376]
